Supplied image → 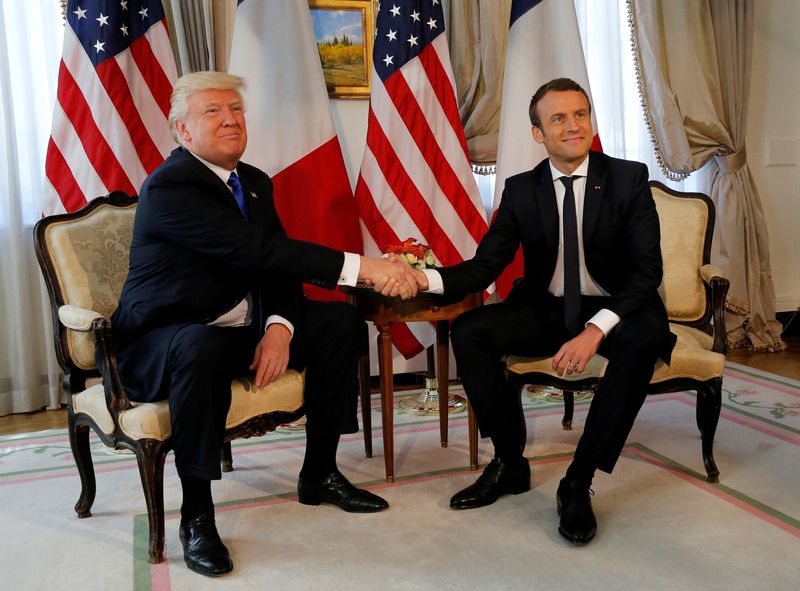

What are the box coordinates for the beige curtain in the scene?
[445,0,511,170]
[629,0,785,351]
[162,0,235,74]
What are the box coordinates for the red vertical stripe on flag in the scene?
[128,33,172,117]
[44,138,86,213]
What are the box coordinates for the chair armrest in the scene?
[58,304,104,331]
[699,264,724,285]
[699,266,730,355]
[91,317,134,415]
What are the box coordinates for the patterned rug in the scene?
[1,362,798,591]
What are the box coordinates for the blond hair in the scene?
[168,71,247,144]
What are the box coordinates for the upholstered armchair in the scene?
[34,193,305,563]
[471,181,730,483]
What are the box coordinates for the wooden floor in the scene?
[1,337,797,437]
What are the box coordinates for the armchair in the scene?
[468,181,730,483]
[33,192,305,563]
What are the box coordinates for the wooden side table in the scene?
[342,286,481,482]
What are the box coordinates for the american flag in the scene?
[43,0,177,215]
[354,0,488,358]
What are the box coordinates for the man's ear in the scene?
[531,125,544,145]
[175,120,191,144]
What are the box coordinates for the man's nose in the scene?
[220,107,237,125]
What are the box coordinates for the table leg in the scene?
[468,402,479,470]
[436,320,449,448]
[376,321,395,482]
[357,321,372,458]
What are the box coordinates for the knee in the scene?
[450,309,484,355]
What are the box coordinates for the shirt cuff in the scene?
[265,315,294,337]
[338,252,360,286]
[423,269,444,294]
[587,308,620,336]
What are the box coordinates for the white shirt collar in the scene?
[549,155,590,181]
[185,148,237,184]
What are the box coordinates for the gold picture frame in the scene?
[308,0,374,99]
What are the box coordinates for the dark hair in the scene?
[528,78,591,128]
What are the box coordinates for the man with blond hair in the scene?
[110,71,416,576]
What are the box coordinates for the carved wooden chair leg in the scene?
[135,439,169,564]
[696,378,722,483]
[562,390,575,430]
[221,441,233,473]
[68,416,96,518]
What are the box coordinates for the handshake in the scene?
[358,254,430,299]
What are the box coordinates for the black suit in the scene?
[111,147,360,480]
[442,152,676,473]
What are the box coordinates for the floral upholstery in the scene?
[42,203,135,370]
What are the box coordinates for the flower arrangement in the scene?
[384,238,437,270]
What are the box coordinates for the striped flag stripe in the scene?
[44,2,176,216]
[419,37,471,163]
[44,139,86,213]
[55,60,137,195]
[95,58,164,173]
[128,23,173,117]
[364,107,463,266]
[60,26,149,190]
[356,151,418,250]
[389,64,485,244]
[115,49,174,161]
[47,101,107,203]
[367,77,479,263]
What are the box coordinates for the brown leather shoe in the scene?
[179,513,233,576]
[450,457,531,509]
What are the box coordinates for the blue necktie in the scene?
[227,171,249,220]
[560,176,582,335]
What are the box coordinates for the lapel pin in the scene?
[250,191,258,199]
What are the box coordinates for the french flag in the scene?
[229,0,363,301]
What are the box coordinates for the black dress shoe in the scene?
[556,478,597,545]
[179,513,233,576]
[298,470,389,513]
[450,457,531,510]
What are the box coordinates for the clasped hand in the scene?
[359,255,422,299]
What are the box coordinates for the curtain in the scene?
[0,3,65,415]
[445,0,511,169]
[628,0,784,351]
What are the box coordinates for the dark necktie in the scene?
[227,171,249,220]
[560,176,582,334]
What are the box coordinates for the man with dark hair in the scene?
[412,77,675,545]
[111,71,418,576]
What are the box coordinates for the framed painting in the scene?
[308,0,374,98]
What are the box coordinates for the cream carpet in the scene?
[1,361,798,591]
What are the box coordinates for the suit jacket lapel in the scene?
[583,152,606,245]
[534,162,559,256]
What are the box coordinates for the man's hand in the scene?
[412,267,430,291]
[359,255,419,299]
[552,323,604,376]
[250,323,291,388]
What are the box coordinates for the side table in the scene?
[342,286,481,482]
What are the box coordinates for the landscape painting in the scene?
[308,0,373,98]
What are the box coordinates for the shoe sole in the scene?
[298,494,388,513]
[449,483,531,510]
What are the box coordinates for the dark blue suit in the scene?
[442,152,676,473]
[111,147,360,480]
